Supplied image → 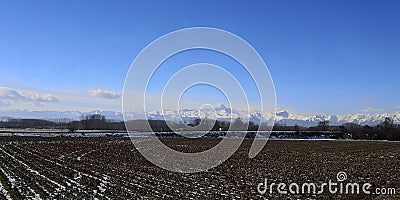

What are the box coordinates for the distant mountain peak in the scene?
[215,103,227,110]
[1,108,399,127]
[276,110,289,118]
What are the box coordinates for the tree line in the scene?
[1,114,399,140]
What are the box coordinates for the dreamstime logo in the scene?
[257,171,396,196]
[122,27,276,173]
[336,171,347,182]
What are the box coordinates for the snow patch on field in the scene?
[77,149,97,161]
[0,164,41,199]
[0,168,12,200]
[0,147,65,195]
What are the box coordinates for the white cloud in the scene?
[88,89,121,99]
[0,87,59,104]
[362,107,383,113]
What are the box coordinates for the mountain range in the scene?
[1,104,399,127]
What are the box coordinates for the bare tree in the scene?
[318,120,330,131]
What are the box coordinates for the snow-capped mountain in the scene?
[274,110,400,126]
[144,104,273,125]
[1,104,399,127]
[145,105,400,126]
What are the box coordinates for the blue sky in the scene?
[0,0,399,115]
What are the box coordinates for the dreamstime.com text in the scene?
[257,172,396,196]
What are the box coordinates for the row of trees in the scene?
[124,117,257,132]
[0,118,64,129]
[1,114,399,140]
[0,114,125,131]
[345,117,400,140]
[68,115,400,140]
[274,118,400,141]
[67,114,125,131]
